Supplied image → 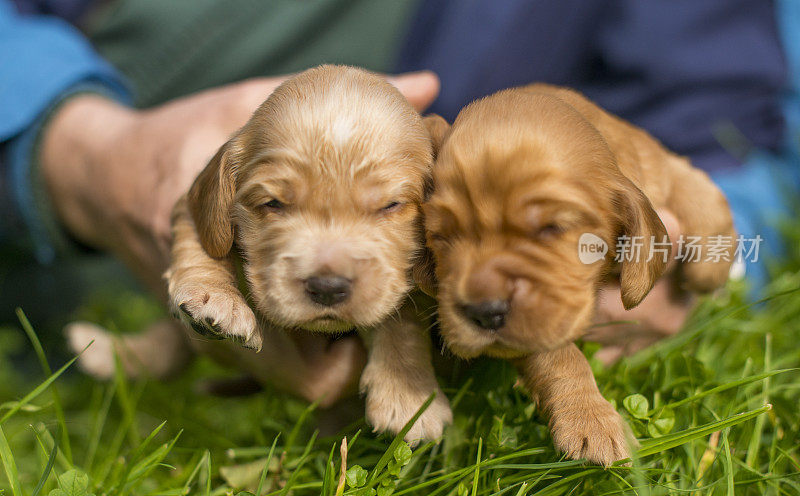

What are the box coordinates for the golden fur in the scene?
[166,65,452,441]
[421,84,735,464]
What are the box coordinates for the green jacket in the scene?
[88,0,421,107]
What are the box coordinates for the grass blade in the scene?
[0,343,88,424]
[279,433,317,496]
[657,368,794,412]
[181,451,208,493]
[31,425,60,496]
[321,442,336,496]
[17,308,73,463]
[637,404,772,457]
[746,334,772,469]
[0,424,23,496]
[113,350,141,446]
[285,400,318,453]
[626,285,800,368]
[472,437,482,496]
[32,424,73,472]
[721,428,735,496]
[204,449,212,496]
[86,381,117,474]
[126,430,183,486]
[257,435,280,496]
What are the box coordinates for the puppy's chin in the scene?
[297,317,354,333]
[437,309,528,359]
[446,336,529,360]
[254,279,411,332]
[440,321,573,359]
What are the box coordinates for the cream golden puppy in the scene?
[420,84,735,465]
[166,65,451,441]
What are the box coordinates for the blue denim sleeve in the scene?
[0,0,130,262]
[711,0,800,291]
[712,151,800,290]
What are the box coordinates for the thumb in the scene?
[234,72,440,116]
[229,76,291,113]
[387,71,441,112]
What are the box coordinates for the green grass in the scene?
[1,252,800,494]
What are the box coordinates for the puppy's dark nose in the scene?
[460,300,509,331]
[304,276,351,306]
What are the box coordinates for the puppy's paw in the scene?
[65,321,117,380]
[363,381,453,444]
[171,283,261,351]
[404,391,453,443]
[549,397,631,466]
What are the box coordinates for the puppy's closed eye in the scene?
[522,206,592,242]
[236,183,292,215]
[530,215,584,239]
[535,223,566,239]
[260,199,286,212]
[427,232,452,249]
[379,201,404,214]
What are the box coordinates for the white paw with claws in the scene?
[548,397,632,466]
[171,283,262,351]
[361,367,452,444]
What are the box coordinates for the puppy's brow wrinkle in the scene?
[234,184,277,205]
[250,148,305,165]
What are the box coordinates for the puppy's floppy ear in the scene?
[188,136,243,258]
[613,176,669,310]
[413,114,449,296]
[423,114,450,160]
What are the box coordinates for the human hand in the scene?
[40,71,441,294]
[586,210,695,364]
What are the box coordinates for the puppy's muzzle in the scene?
[460,300,509,331]
[304,275,352,306]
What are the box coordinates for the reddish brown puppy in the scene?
[421,84,735,465]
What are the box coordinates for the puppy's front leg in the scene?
[516,344,631,466]
[166,197,261,350]
[359,302,452,443]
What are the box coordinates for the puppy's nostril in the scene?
[304,276,352,306]
[460,300,510,331]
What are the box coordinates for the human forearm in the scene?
[40,95,137,249]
